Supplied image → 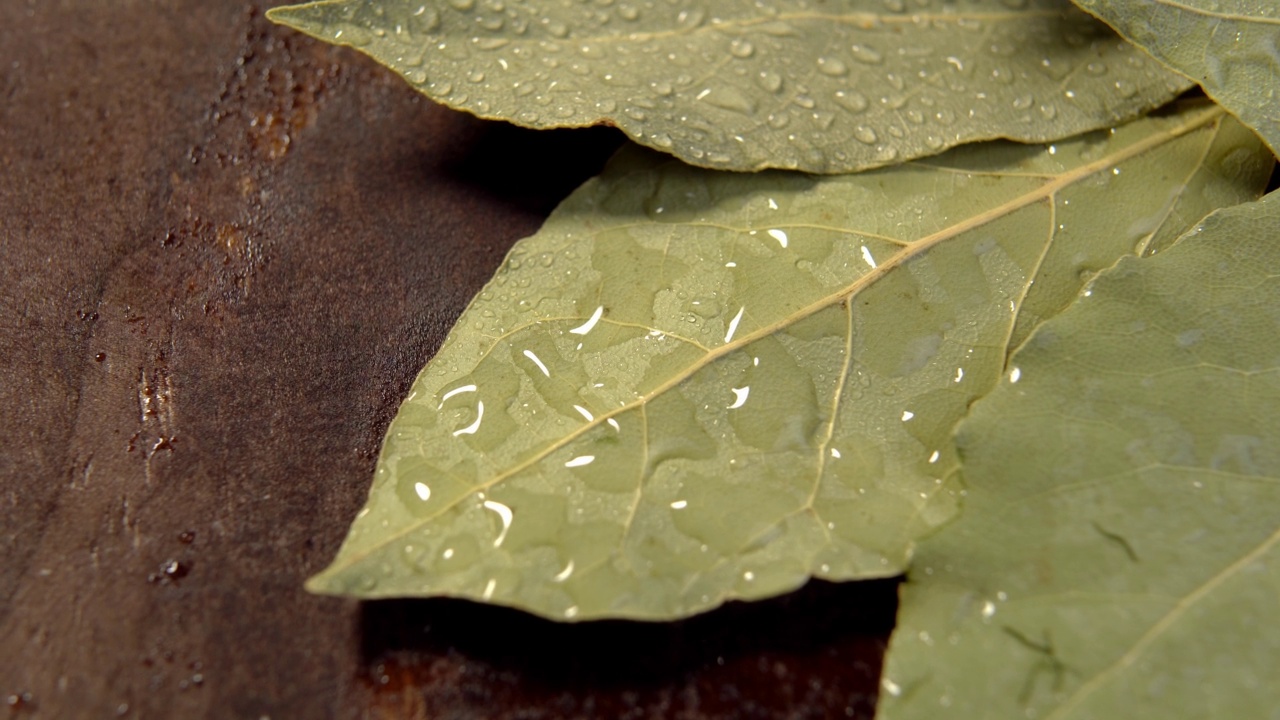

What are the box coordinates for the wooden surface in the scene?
[0,3,897,718]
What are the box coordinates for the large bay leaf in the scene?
[1073,0,1280,156]
[876,191,1280,719]
[305,103,1271,621]
[268,0,1192,173]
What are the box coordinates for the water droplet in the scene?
[816,57,849,77]
[906,109,924,124]
[1011,94,1033,110]
[766,112,790,128]
[882,0,905,11]
[1113,79,1137,98]
[448,0,475,10]
[651,132,674,148]
[652,81,673,96]
[934,108,955,126]
[405,69,427,85]
[792,94,815,109]
[1086,61,1108,76]
[850,44,883,65]
[729,38,755,58]
[543,19,569,37]
[467,70,486,82]
[756,70,783,94]
[699,86,757,115]
[924,135,944,149]
[833,89,868,113]
[411,5,441,32]
[853,126,877,144]
[618,3,639,20]
[624,107,647,121]
[1038,103,1057,120]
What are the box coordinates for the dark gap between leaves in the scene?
[357,577,899,720]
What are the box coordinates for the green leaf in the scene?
[267,0,1193,173]
[1073,0,1280,156]
[305,102,1270,621]
[876,191,1280,719]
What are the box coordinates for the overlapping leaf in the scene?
[303,102,1271,621]
[268,0,1191,172]
[1074,0,1280,156]
[876,190,1280,719]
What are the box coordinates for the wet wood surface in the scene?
[0,3,897,718]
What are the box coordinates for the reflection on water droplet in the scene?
[414,482,431,501]
[728,386,751,409]
[483,578,496,599]
[929,450,940,463]
[573,405,594,422]
[565,455,595,468]
[453,400,484,436]
[724,306,745,343]
[482,500,513,546]
[553,559,575,581]
[767,228,788,247]
[523,349,551,377]
[901,411,914,421]
[860,245,877,267]
[670,499,688,509]
[1009,367,1022,383]
[982,600,996,619]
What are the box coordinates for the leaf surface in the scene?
[305,103,1270,621]
[1073,0,1280,156]
[268,0,1192,172]
[877,190,1280,718]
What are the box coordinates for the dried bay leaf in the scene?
[305,103,1272,621]
[1073,0,1280,156]
[877,190,1280,720]
[268,0,1192,173]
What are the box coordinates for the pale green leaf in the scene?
[1073,0,1280,156]
[305,103,1270,621]
[877,191,1280,719]
[267,0,1192,173]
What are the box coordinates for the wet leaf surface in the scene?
[877,190,1280,719]
[1074,0,1280,156]
[268,0,1192,172]
[306,101,1272,621]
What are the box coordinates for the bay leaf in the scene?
[305,102,1271,621]
[1073,0,1280,156]
[267,0,1192,173]
[876,190,1280,719]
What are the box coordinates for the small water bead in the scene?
[1011,94,1033,110]
[477,14,504,31]
[624,107,647,121]
[833,89,868,112]
[1038,103,1058,120]
[467,70,486,82]
[853,125,877,144]
[652,81,673,96]
[405,69,427,84]
[850,44,884,65]
[1085,61,1108,76]
[792,94,815,109]
[756,70,784,93]
[411,5,442,32]
[924,134,944,149]
[729,38,755,58]
[448,0,475,9]
[618,3,639,20]
[1113,79,1138,98]
[543,19,569,37]
[816,57,849,77]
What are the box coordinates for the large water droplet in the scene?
[816,57,849,77]
[700,86,758,115]
[756,70,784,94]
[729,38,755,58]
[850,44,884,65]
[833,89,868,113]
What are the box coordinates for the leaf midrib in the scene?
[318,103,1227,581]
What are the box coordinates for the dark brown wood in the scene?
[0,3,896,718]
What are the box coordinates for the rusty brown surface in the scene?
[0,2,896,718]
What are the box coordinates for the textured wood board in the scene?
[0,2,896,718]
